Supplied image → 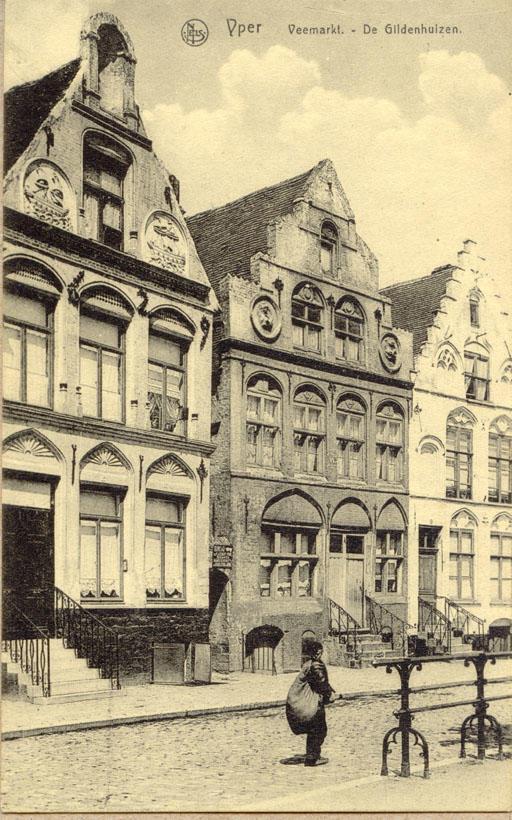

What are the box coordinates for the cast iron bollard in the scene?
[460,652,504,761]
[377,657,432,779]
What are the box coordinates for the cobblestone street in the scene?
[3,683,511,813]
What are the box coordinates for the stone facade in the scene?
[188,159,414,673]
[2,13,217,684]
[383,241,512,646]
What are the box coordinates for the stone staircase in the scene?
[325,629,402,668]
[2,638,122,704]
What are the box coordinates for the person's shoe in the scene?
[304,757,328,767]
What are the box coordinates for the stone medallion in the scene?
[251,296,281,341]
[379,333,402,372]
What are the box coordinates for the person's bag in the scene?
[285,660,322,735]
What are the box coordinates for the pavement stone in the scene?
[3,657,512,738]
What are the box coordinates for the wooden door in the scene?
[345,535,364,623]
[419,552,437,600]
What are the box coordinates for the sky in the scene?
[4,0,512,294]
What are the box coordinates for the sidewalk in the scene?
[3,657,512,740]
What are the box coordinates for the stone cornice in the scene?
[3,402,216,456]
[71,99,152,150]
[218,337,414,391]
[4,208,211,305]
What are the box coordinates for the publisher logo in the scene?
[181,19,209,47]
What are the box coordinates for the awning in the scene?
[331,501,371,531]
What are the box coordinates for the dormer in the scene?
[80,13,138,130]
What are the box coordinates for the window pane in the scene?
[3,323,22,401]
[246,424,257,464]
[100,168,123,196]
[148,363,163,429]
[164,527,184,598]
[307,437,321,472]
[259,560,272,597]
[81,313,121,348]
[502,537,512,556]
[460,531,473,554]
[276,562,292,596]
[145,526,161,597]
[84,191,99,240]
[4,290,48,326]
[321,244,332,274]
[99,523,120,598]
[80,345,99,416]
[80,521,97,598]
[26,329,49,406]
[308,408,321,432]
[80,488,119,517]
[292,322,304,347]
[103,200,122,230]
[307,325,320,351]
[262,427,276,467]
[146,495,181,523]
[102,350,122,421]
[247,395,260,421]
[149,333,183,367]
[298,561,312,596]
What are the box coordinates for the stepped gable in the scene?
[381,265,457,357]
[4,59,81,173]
[186,165,316,293]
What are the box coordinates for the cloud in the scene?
[145,47,511,289]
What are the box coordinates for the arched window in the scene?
[489,417,512,504]
[83,132,131,249]
[320,221,337,276]
[464,343,489,401]
[148,310,192,434]
[376,403,404,483]
[246,375,281,468]
[449,511,476,600]
[375,502,406,595]
[490,514,512,603]
[334,298,364,362]
[336,396,365,479]
[469,293,480,328]
[293,387,326,475]
[291,284,323,353]
[79,287,132,421]
[446,410,474,499]
[3,260,61,408]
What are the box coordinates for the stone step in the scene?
[25,676,112,697]
[31,688,123,705]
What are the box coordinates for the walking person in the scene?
[286,640,337,766]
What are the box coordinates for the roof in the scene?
[186,165,318,293]
[4,59,81,173]
[381,266,456,357]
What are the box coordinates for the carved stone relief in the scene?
[144,212,187,275]
[23,160,73,230]
[379,333,401,372]
[250,295,282,341]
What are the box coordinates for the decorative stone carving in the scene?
[437,347,457,371]
[379,333,401,372]
[3,431,57,459]
[490,416,512,435]
[448,408,476,427]
[250,295,281,341]
[451,510,475,530]
[492,514,512,532]
[84,446,125,468]
[144,211,187,275]
[149,455,189,478]
[23,160,73,230]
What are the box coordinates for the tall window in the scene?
[3,287,52,407]
[446,423,472,499]
[376,404,404,483]
[489,421,512,503]
[469,295,480,328]
[80,309,124,421]
[294,387,326,475]
[246,375,281,468]
[80,486,123,600]
[490,517,512,602]
[449,513,475,600]
[148,327,187,434]
[320,221,337,276]
[292,284,323,352]
[260,527,318,597]
[83,133,130,250]
[145,494,185,600]
[336,396,365,479]
[375,531,403,594]
[334,299,364,362]
[464,347,490,401]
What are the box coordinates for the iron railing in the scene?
[328,598,360,656]
[2,602,51,697]
[441,597,485,642]
[54,586,120,689]
[418,597,452,654]
[365,595,410,656]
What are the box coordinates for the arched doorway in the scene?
[329,500,371,623]
[243,625,283,674]
[488,619,512,652]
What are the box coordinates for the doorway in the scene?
[418,526,440,602]
[2,474,56,631]
[328,531,365,624]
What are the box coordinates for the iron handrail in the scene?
[441,596,485,638]
[418,596,452,653]
[327,598,360,657]
[54,586,120,689]
[365,595,412,656]
[2,601,51,697]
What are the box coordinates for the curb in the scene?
[3,676,511,741]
